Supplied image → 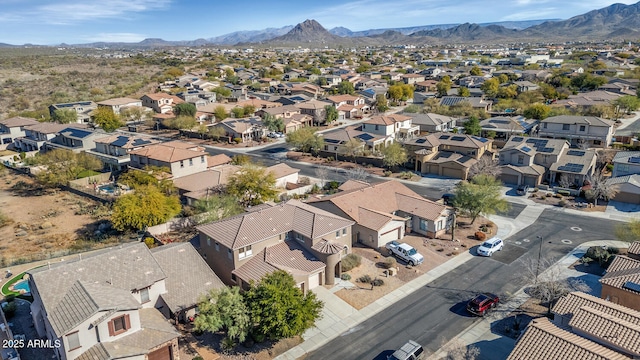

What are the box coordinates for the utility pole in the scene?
[535,235,543,284]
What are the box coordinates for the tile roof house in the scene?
[128,141,208,178]
[96,98,143,115]
[173,164,241,205]
[267,163,300,188]
[537,115,614,148]
[0,116,40,147]
[294,99,333,125]
[215,117,266,143]
[608,174,640,204]
[361,114,419,141]
[600,242,640,311]
[402,112,457,133]
[405,133,493,180]
[28,242,223,360]
[87,134,159,171]
[45,127,105,154]
[197,199,355,291]
[479,116,537,144]
[549,148,597,187]
[326,95,369,119]
[49,101,97,124]
[439,96,492,111]
[499,136,570,186]
[309,180,451,249]
[612,151,640,178]
[14,122,83,152]
[321,125,387,155]
[140,94,184,114]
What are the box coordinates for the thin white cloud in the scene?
[84,32,147,42]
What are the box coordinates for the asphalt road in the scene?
[305,210,622,360]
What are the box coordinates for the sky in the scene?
[0,0,637,45]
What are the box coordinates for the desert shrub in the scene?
[324,181,340,190]
[546,193,552,197]
[558,200,567,207]
[220,337,236,351]
[357,274,372,283]
[557,190,570,196]
[382,256,397,269]
[383,170,392,177]
[585,246,614,267]
[475,231,487,241]
[327,156,334,162]
[233,137,242,144]
[193,357,204,360]
[400,171,413,179]
[371,278,384,286]
[341,253,362,272]
[606,164,614,172]
[144,237,156,248]
[608,247,620,255]
[554,193,563,198]
[532,187,539,192]
[340,273,351,281]
[436,248,445,252]
[298,176,311,185]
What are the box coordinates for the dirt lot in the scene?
[336,217,496,309]
[527,190,607,212]
[0,171,110,265]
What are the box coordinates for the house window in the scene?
[201,155,205,163]
[295,233,304,242]
[562,124,570,130]
[215,242,220,251]
[543,123,547,129]
[238,245,253,259]
[342,228,347,236]
[66,331,81,351]
[108,314,131,337]
[579,125,586,131]
[517,155,524,165]
[140,288,150,303]
[437,221,443,231]
[594,140,602,145]
[189,158,193,166]
[180,160,184,168]
[336,231,340,238]
[228,249,232,259]
[207,237,211,247]
[375,125,379,131]
[419,219,428,231]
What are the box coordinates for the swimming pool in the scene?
[98,184,117,194]
[10,279,30,294]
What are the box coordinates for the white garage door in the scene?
[308,272,321,289]
[380,227,401,244]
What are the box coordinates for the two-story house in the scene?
[44,127,105,153]
[326,95,369,120]
[401,73,426,85]
[538,115,614,148]
[0,116,40,146]
[87,134,159,171]
[309,180,451,249]
[405,133,493,180]
[215,117,266,143]
[29,242,223,360]
[96,98,142,115]
[140,94,184,114]
[197,199,355,292]
[14,122,76,152]
[599,242,640,310]
[295,99,332,125]
[499,136,569,186]
[360,114,420,142]
[549,148,597,187]
[128,141,208,178]
[612,151,640,177]
[480,116,537,146]
[608,152,640,203]
[403,113,457,133]
[49,102,97,124]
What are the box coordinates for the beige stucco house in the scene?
[128,141,208,178]
[537,115,614,148]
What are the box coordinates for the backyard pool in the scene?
[9,279,30,295]
[98,183,117,194]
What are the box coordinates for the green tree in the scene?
[213,105,229,121]
[497,74,509,84]
[120,106,148,124]
[227,165,278,207]
[262,113,284,132]
[231,107,245,118]
[452,175,509,224]
[118,166,175,195]
[470,66,482,76]
[208,126,226,141]
[614,95,640,114]
[497,84,518,99]
[195,287,251,344]
[403,104,422,113]
[376,94,389,112]
[388,85,404,103]
[243,105,256,116]
[458,87,471,97]
[337,81,355,95]
[173,103,197,118]
[523,103,551,120]
[480,78,500,97]
[111,185,181,231]
[615,219,640,243]
[35,149,103,187]
[164,67,184,78]
[285,128,324,154]
[162,116,197,130]
[213,86,232,98]
[194,194,244,224]
[381,142,408,169]
[463,116,482,136]
[436,76,452,96]
[92,107,123,132]
[342,138,363,161]
[245,270,323,340]
[52,108,78,124]
[325,105,338,124]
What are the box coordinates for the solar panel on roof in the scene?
[64,128,92,139]
[111,136,129,147]
[358,134,374,141]
[521,146,532,153]
[567,150,585,157]
[451,136,466,141]
[512,137,524,142]
[415,139,426,144]
[629,157,640,164]
[132,139,152,146]
[472,136,488,143]
[623,281,640,293]
[491,120,510,124]
[539,147,554,153]
[439,135,451,140]
[325,139,340,144]
[557,163,584,173]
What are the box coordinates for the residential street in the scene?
[304,210,621,360]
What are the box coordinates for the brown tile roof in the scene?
[295,99,332,110]
[311,239,344,254]
[629,242,640,256]
[337,180,370,192]
[601,267,640,294]
[608,255,640,272]
[357,207,396,231]
[129,142,205,163]
[327,94,360,103]
[0,116,39,128]
[24,122,78,134]
[569,306,640,356]
[427,151,477,166]
[363,114,412,126]
[197,199,354,250]
[207,154,232,168]
[237,98,281,109]
[142,93,184,104]
[179,165,240,195]
[267,163,299,179]
[232,241,325,283]
[553,292,640,325]
[310,180,447,223]
[507,318,629,360]
[97,97,141,106]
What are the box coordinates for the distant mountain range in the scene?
[1,1,639,48]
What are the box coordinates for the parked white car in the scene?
[477,237,503,257]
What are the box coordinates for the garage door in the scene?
[614,191,640,204]
[380,227,401,244]
[442,167,460,178]
[501,174,519,185]
[524,176,537,187]
[428,164,439,175]
[308,272,321,289]
[148,345,171,360]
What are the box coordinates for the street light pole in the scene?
[535,235,543,284]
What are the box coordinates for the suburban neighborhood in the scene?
[2,2,640,360]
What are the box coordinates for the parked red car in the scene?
[466,293,500,316]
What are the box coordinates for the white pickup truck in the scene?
[386,241,424,266]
